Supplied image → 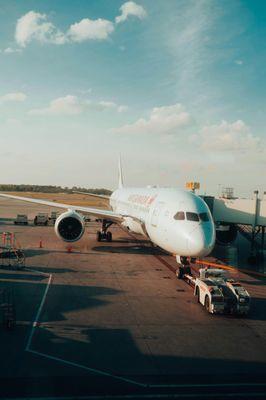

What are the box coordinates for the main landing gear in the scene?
[96,220,113,242]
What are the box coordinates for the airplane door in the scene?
[151,202,165,227]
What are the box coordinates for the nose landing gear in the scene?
[176,256,194,279]
[96,220,113,242]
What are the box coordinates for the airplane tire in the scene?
[97,231,102,242]
[106,232,112,242]
[205,296,210,312]
[195,287,200,302]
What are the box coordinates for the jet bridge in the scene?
[202,190,266,264]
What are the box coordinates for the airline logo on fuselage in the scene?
[128,194,157,206]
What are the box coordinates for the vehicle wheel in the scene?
[106,231,112,242]
[195,287,200,303]
[97,231,102,242]
[205,296,210,312]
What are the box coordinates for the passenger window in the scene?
[199,212,209,222]
[174,211,185,220]
[186,212,199,221]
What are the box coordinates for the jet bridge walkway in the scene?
[202,190,266,264]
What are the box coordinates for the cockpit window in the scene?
[174,211,185,220]
[199,212,209,222]
[186,212,199,221]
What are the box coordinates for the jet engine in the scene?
[215,224,237,245]
[55,210,85,242]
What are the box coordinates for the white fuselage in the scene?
[110,187,215,258]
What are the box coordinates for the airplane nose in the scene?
[187,226,214,257]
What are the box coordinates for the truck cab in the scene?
[194,275,225,314]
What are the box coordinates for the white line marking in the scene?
[24,267,145,387]
[25,273,52,351]
[27,349,146,387]
[25,267,50,277]
[23,269,266,391]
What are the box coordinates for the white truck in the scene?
[178,266,250,315]
[14,214,28,225]
[33,213,49,226]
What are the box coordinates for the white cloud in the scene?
[28,95,127,116]
[28,95,82,116]
[111,103,190,134]
[0,92,27,103]
[15,4,144,48]
[235,59,243,65]
[67,18,114,42]
[193,120,260,152]
[3,47,22,54]
[97,101,128,112]
[117,105,128,113]
[115,1,147,24]
[78,88,92,94]
[15,11,66,47]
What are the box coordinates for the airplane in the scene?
[0,159,216,267]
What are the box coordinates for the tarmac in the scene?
[0,197,265,399]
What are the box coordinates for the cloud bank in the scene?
[15,2,147,47]
[111,103,191,134]
[192,120,260,152]
[28,95,128,116]
[0,92,27,103]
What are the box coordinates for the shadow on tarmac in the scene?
[0,271,46,281]
[5,325,266,399]
[92,245,165,255]
[0,276,265,398]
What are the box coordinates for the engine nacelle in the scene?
[216,224,237,245]
[54,210,85,242]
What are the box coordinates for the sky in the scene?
[0,0,265,197]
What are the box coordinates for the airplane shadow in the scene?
[110,238,149,244]
[92,245,166,256]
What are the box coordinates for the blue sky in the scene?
[0,0,265,196]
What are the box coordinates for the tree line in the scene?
[0,184,112,195]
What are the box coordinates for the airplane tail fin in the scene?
[118,155,124,189]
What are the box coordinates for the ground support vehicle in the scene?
[14,214,28,225]
[48,211,60,225]
[225,280,251,315]
[34,213,49,226]
[177,265,250,315]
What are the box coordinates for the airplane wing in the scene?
[0,193,122,223]
[73,191,110,200]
